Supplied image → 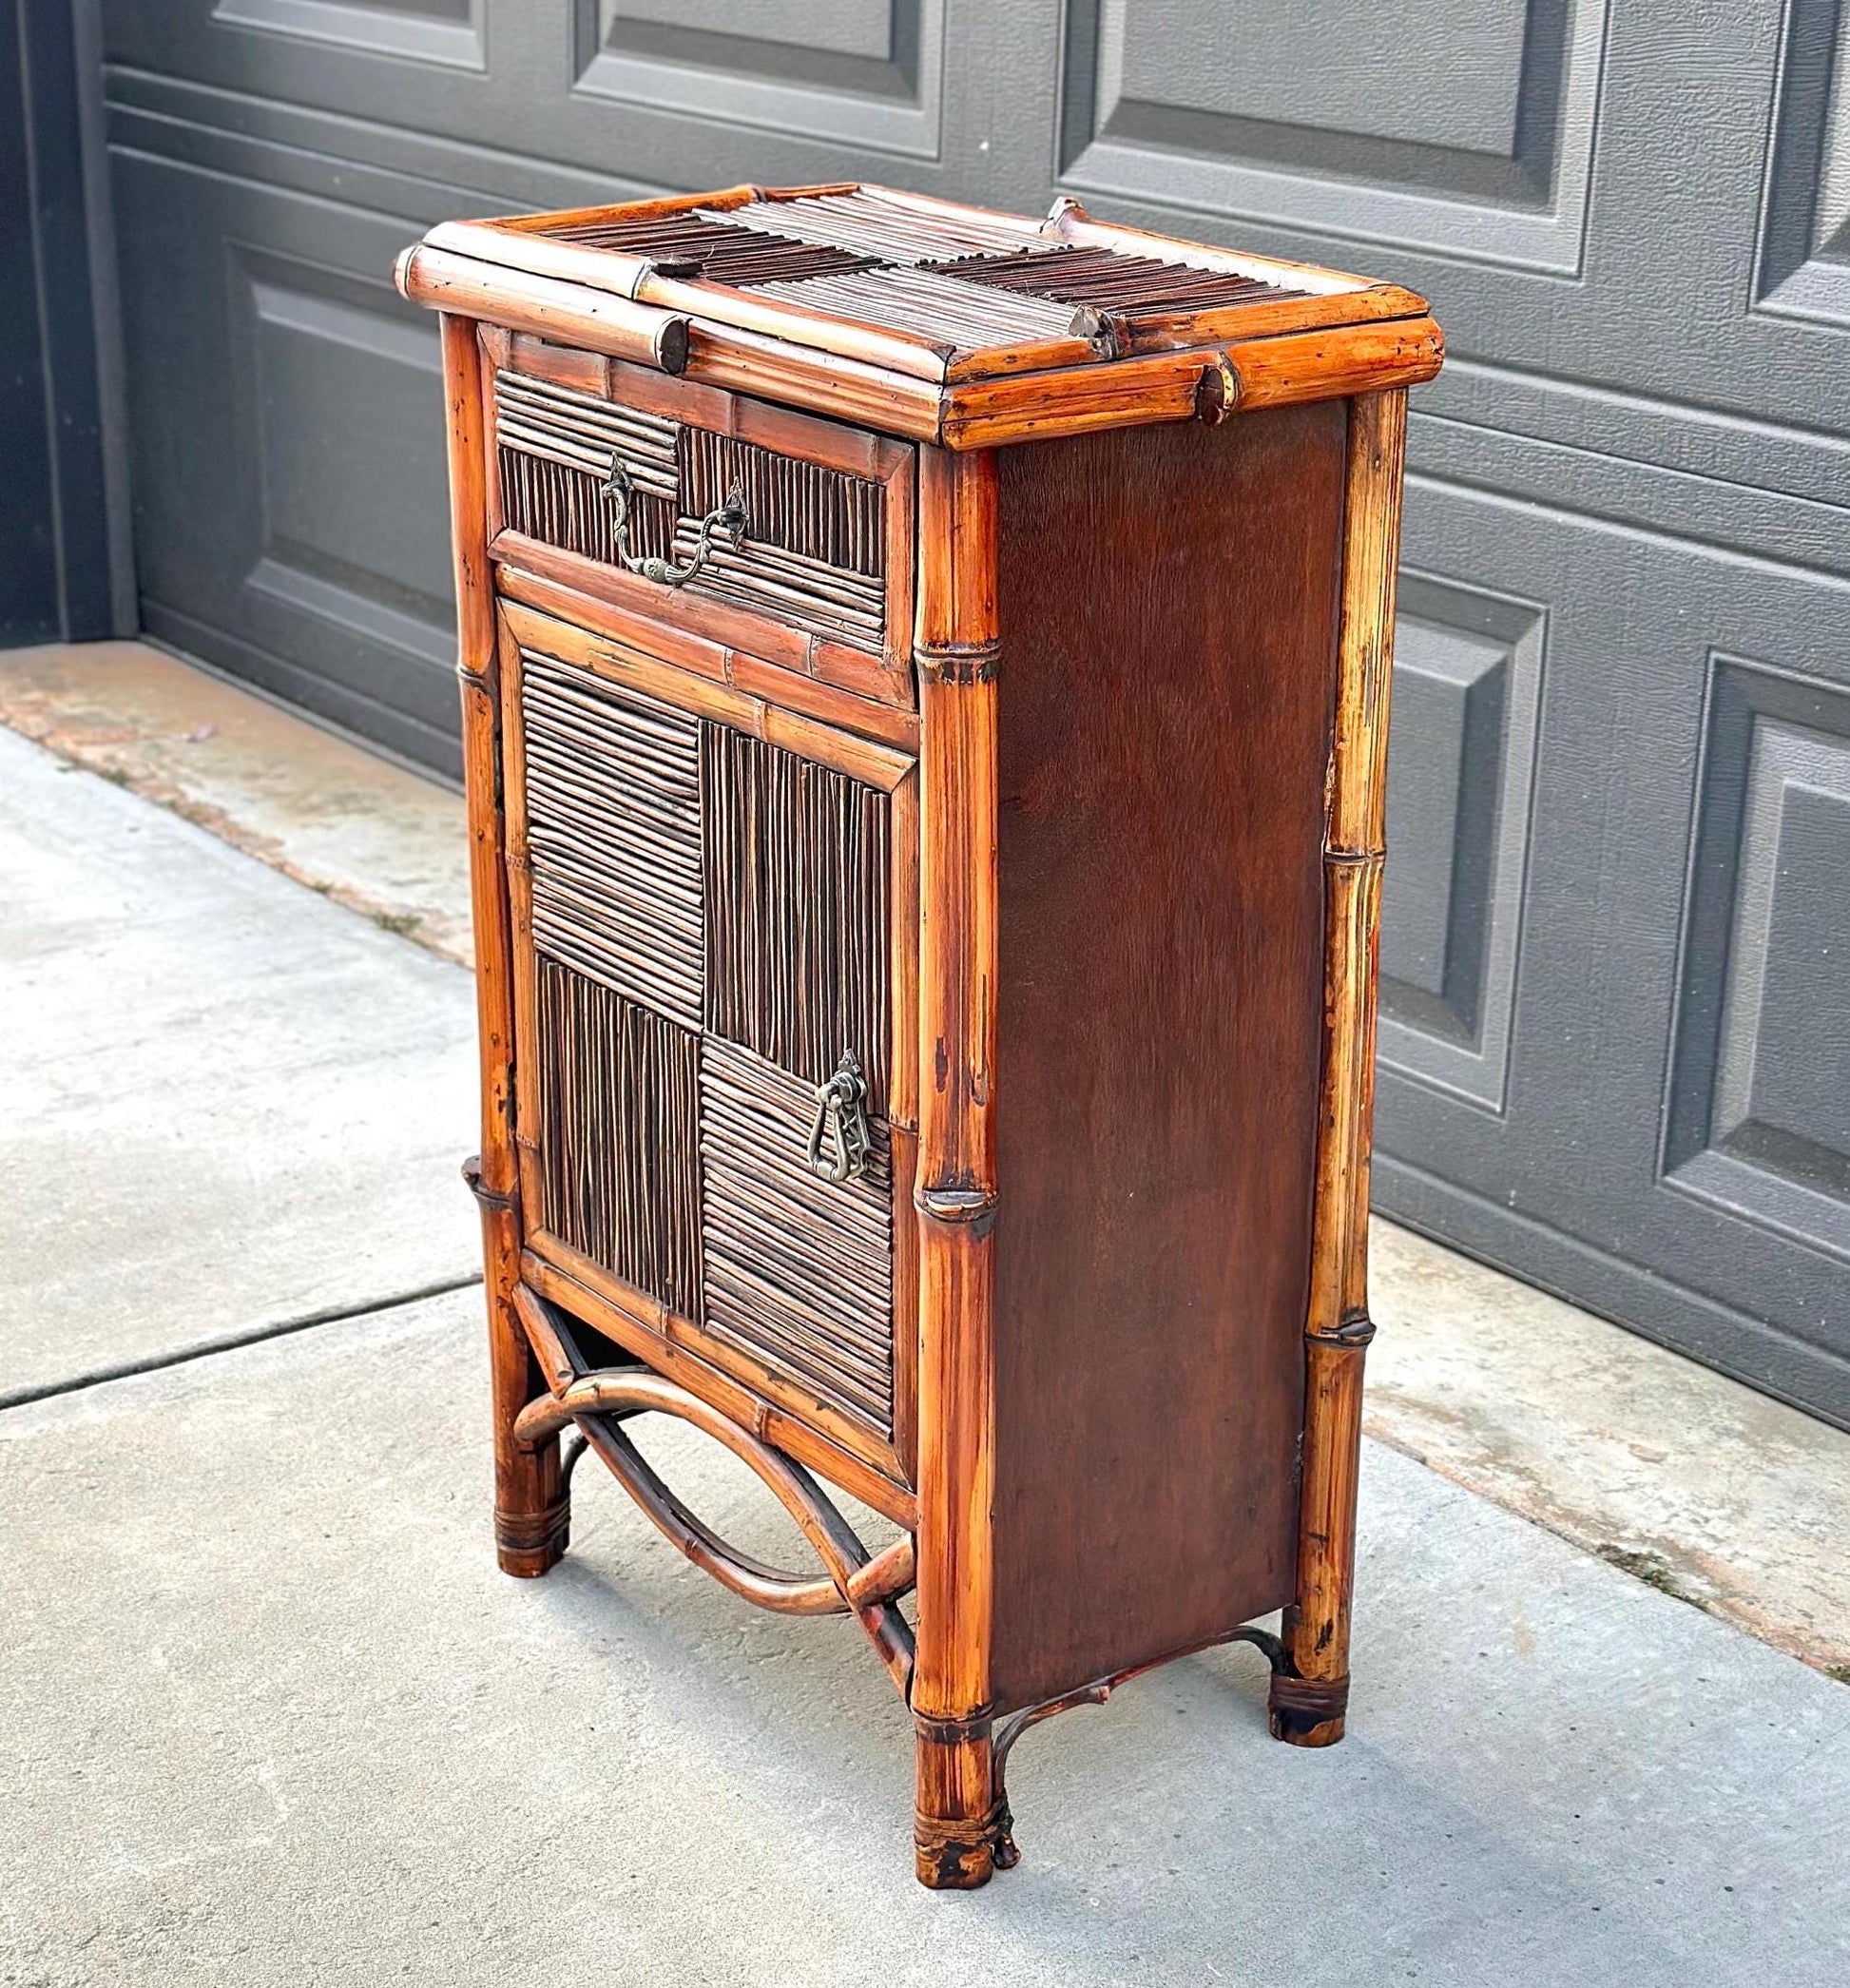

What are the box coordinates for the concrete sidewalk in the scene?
[3,699,1848,1984]
[0,726,479,1402]
[5,1295,1846,1986]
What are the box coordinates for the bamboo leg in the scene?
[911,446,1002,1887]
[472,1159,566,1577]
[1272,1296,1374,1741]
[915,1719,1000,1888]
[1272,389,1406,1746]
[443,311,567,1577]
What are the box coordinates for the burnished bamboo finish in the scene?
[440,314,566,1577]
[701,724,894,1111]
[488,344,915,684]
[536,960,704,1317]
[1270,388,1409,1747]
[1225,319,1444,415]
[699,1037,897,1439]
[680,319,946,443]
[1040,194,1379,296]
[521,651,705,1023]
[507,1287,916,1694]
[408,198,1433,1895]
[405,248,691,375]
[494,597,920,1496]
[395,185,1441,453]
[911,446,1002,1889]
[493,564,919,750]
[498,598,913,792]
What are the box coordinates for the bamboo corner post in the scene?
[911,445,1002,1887]
[440,311,566,1577]
[400,186,1437,1890]
[1270,388,1408,1747]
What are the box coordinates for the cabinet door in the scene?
[501,605,918,1493]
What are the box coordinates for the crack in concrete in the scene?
[0,1275,484,1413]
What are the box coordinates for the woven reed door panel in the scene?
[510,638,907,1475]
[700,724,895,1441]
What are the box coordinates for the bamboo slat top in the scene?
[399,183,1441,448]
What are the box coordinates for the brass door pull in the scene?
[602,456,746,588]
[805,1052,872,1184]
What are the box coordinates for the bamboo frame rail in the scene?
[522,1242,918,1530]
[910,446,1002,1889]
[442,311,568,1579]
[509,1284,917,1695]
[411,251,690,376]
[395,196,1442,453]
[424,219,963,382]
[988,1626,1291,1869]
[1270,387,1408,1747]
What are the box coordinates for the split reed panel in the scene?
[536,958,703,1322]
[519,650,703,1025]
[495,367,892,654]
[702,721,892,1117]
[700,1037,895,1438]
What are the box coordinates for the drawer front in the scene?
[484,331,915,716]
[504,608,917,1486]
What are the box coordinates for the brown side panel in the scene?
[989,404,1346,1711]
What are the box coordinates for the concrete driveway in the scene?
[0,728,479,1404]
[3,729,1846,1986]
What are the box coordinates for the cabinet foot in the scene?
[1266,1669,1349,1747]
[493,1496,569,1578]
[914,1815,999,1890]
[914,1720,999,1889]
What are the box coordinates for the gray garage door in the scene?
[100,2,1850,1425]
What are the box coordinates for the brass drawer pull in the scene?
[806,1052,872,1184]
[602,456,746,588]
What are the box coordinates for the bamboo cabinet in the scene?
[396,185,1440,1890]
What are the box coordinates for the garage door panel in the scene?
[1755,0,1850,327]
[579,1,943,157]
[1040,4,1850,455]
[210,0,485,71]
[102,2,993,204]
[105,0,498,135]
[111,149,458,768]
[1379,473,1850,1422]
[1665,659,1850,1267]
[1380,575,1545,1114]
[1058,0,1600,272]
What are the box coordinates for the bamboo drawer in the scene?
[481,327,915,723]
